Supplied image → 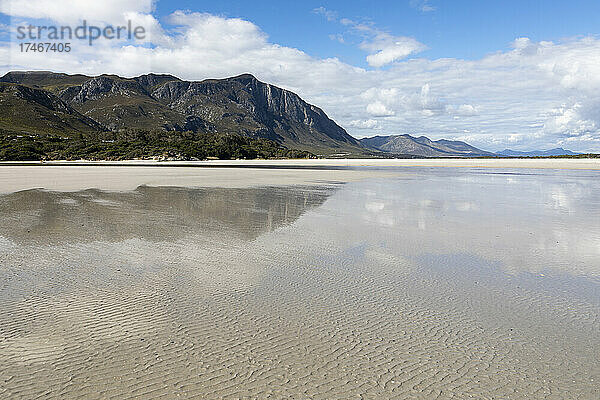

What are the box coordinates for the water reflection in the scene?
[0,168,598,399]
[2,168,598,278]
[323,169,600,277]
[0,185,338,245]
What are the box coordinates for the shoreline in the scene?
[1,158,599,194]
[1,157,600,170]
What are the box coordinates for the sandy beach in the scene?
[3,0,600,396]
[0,163,598,399]
[0,158,599,193]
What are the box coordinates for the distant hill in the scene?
[497,148,579,157]
[0,71,364,156]
[359,134,493,157]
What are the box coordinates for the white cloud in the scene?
[543,102,599,137]
[0,0,153,23]
[360,84,454,118]
[417,83,446,115]
[348,119,381,129]
[451,104,479,116]
[362,33,426,67]
[1,5,600,152]
[508,134,524,143]
[366,101,396,117]
[313,8,426,67]
[561,134,600,145]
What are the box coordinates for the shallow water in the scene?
[0,168,598,399]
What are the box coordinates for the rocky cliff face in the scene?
[0,71,362,154]
[60,76,151,104]
[150,74,358,147]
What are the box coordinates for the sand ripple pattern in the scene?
[0,181,599,399]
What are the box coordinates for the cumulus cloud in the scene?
[348,119,381,129]
[362,33,426,67]
[543,102,599,137]
[314,8,426,67]
[0,0,153,23]
[360,84,465,119]
[366,101,396,117]
[1,3,600,152]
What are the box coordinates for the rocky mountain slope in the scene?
[497,148,579,157]
[0,71,363,155]
[360,134,493,157]
[0,82,104,135]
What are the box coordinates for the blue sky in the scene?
[1,0,600,151]
[154,0,600,65]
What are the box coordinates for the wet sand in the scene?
[1,158,599,194]
[2,157,600,169]
[0,165,399,194]
[0,166,598,399]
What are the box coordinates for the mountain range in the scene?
[359,134,494,157]
[0,71,584,159]
[496,148,579,157]
[0,71,361,156]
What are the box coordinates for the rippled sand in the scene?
[0,167,598,399]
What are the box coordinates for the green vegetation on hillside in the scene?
[0,72,365,157]
[0,130,314,161]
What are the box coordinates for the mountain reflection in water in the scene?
[0,185,339,245]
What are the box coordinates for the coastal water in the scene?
[0,167,598,399]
